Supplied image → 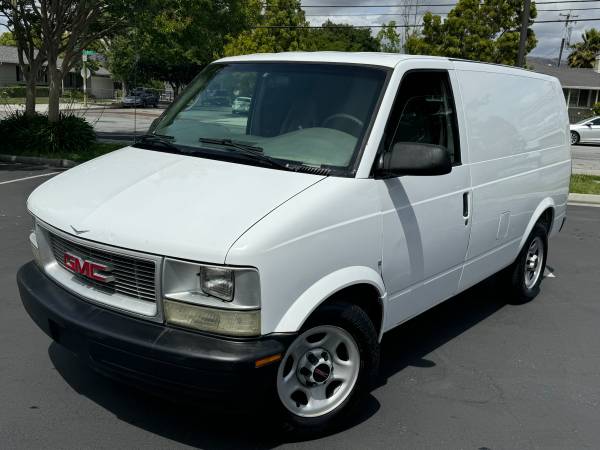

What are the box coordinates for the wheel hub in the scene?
[297,348,333,386]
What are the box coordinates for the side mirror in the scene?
[586,123,593,127]
[376,142,452,177]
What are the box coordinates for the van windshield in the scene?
[149,63,389,175]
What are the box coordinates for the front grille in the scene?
[49,232,157,303]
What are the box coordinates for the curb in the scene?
[568,193,600,205]
[0,154,77,168]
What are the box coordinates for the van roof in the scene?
[214,52,558,81]
[216,52,437,68]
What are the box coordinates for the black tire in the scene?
[276,302,379,436]
[506,223,548,304]
[571,131,580,145]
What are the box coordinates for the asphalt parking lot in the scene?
[1,164,599,449]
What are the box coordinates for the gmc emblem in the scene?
[63,252,115,283]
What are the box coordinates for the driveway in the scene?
[1,165,599,449]
[571,144,600,176]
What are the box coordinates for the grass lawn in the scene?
[4,141,125,163]
[570,174,600,195]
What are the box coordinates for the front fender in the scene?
[274,266,386,335]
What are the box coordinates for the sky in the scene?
[1,1,599,61]
[301,0,600,60]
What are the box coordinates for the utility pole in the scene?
[517,0,532,67]
[558,11,578,67]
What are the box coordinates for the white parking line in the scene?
[0,172,59,185]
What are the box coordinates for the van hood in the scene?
[28,147,325,263]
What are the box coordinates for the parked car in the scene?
[570,116,600,144]
[19,53,570,433]
[122,87,159,108]
[232,96,251,115]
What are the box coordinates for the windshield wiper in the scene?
[198,137,290,170]
[135,134,181,153]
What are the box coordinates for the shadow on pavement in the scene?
[48,275,509,447]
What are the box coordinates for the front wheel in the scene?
[275,302,379,434]
[571,131,580,145]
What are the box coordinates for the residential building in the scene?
[0,45,115,99]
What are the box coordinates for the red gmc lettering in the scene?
[63,252,113,282]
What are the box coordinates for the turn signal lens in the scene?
[164,299,260,337]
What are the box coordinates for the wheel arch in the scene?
[274,266,386,341]
[519,199,555,251]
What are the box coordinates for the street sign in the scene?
[80,67,91,79]
[82,50,96,55]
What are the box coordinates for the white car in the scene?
[232,96,251,115]
[570,116,600,144]
[19,52,570,432]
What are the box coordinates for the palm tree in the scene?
[568,28,600,68]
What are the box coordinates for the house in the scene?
[528,55,600,123]
[0,45,115,99]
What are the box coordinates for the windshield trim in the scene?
[149,61,392,178]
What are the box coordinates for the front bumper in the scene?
[17,261,292,401]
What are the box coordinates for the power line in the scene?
[254,17,600,28]
[306,8,600,16]
[298,0,600,7]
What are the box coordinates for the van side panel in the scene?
[454,65,570,291]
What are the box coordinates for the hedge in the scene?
[0,85,50,98]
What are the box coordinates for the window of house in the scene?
[578,89,590,107]
[569,89,580,107]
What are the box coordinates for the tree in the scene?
[405,0,537,66]
[223,0,310,55]
[0,31,17,46]
[107,0,253,96]
[305,21,380,52]
[25,0,130,122]
[0,1,46,116]
[377,21,402,53]
[568,28,600,68]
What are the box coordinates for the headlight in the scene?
[162,258,261,336]
[199,266,234,301]
[29,216,42,267]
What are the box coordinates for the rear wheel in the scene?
[506,223,548,304]
[571,131,580,145]
[276,302,379,434]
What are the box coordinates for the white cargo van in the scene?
[19,53,570,431]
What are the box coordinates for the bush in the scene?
[592,102,600,116]
[0,85,50,98]
[0,111,96,155]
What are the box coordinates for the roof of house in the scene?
[528,57,600,89]
[0,45,110,76]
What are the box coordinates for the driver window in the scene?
[590,118,600,126]
[384,70,460,164]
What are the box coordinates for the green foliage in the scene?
[592,102,600,116]
[568,29,600,68]
[0,85,50,98]
[377,22,402,53]
[0,31,16,46]
[107,0,253,91]
[304,21,380,52]
[405,0,537,66]
[223,0,309,55]
[0,111,96,155]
